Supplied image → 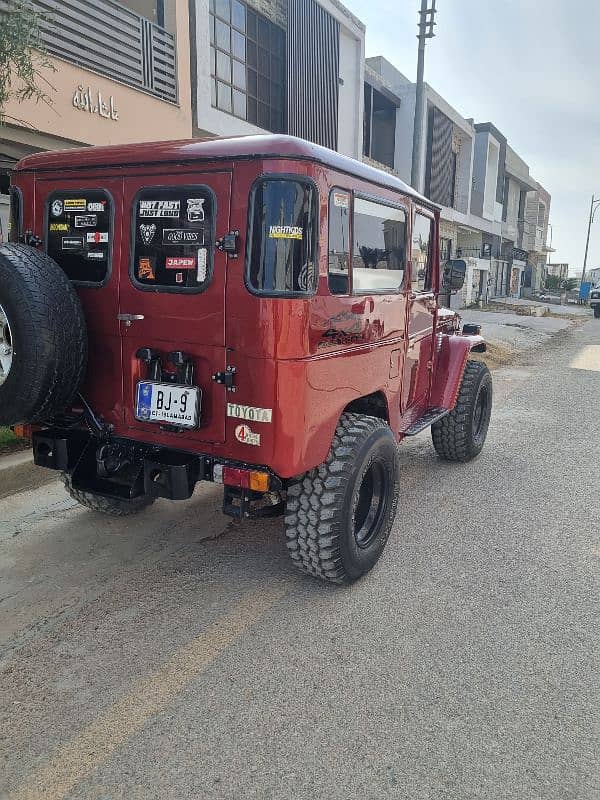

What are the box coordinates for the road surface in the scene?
[1,318,598,800]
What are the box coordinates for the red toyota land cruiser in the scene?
[1,135,491,584]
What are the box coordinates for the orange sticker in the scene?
[138,257,155,280]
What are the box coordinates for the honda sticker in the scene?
[86,231,109,244]
[139,199,180,218]
[50,223,69,232]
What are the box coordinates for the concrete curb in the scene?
[0,449,58,501]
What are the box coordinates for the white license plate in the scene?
[135,381,201,428]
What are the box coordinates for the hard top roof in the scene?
[15,134,437,209]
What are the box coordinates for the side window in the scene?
[352,197,406,294]
[328,189,350,295]
[132,186,213,292]
[247,178,318,296]
[46,190,112,285]
[411,212,433,292]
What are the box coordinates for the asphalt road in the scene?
[1,318,599,800]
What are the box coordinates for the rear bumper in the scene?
[32,428,282,502]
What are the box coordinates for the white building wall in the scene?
[338,26,364,158]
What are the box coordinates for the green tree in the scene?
[0,0,55,124]
[545,274,561,292]
[563,278,578,292]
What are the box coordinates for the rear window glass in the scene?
[132,187,214,292]
[46,190,112,285]
[247,178,318,296]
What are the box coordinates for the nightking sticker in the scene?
[50,223,69,232]
[166,256,196,270]
[75,214,97,227]
[235,424,261,446]
[87,201,106,212]
[139,224,157,245]
[333,192,349,208]
[64,198,87,211]
[268,225,303,240]
[86,231,109,244]
[139,200,180,218]
[62,236,84,251]
[227,403,272,423]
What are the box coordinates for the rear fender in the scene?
[430,334,486,410]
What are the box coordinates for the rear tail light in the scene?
[213,464,270,492]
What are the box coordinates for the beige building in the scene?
[0,0,193,234]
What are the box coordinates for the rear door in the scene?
[119,172,232,444]
[403,208,437,414]
[38,176,124,430]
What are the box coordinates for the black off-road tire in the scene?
[62,475,155,517]
[593,305,600,319]
[284,413,400,584]
[431,359,492,462]
[0,244,87,425]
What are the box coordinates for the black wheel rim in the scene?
[473,384,490,441]
[353,461,387,549]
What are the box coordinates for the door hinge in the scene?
[212,365,236,391]
[216,230,240,259]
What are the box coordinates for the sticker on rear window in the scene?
[64,198,87,211]
[51,199,64,217]
[62,236,84,251]
[139,224,157,245]
[86,231,109,244]
[138,257,156,280]
[139,200,180,219]
[75,214,97,228]
[166,256,196,270]
[162,229,204,245]
[50,223,69,232]
[187,198,205,222]
[87,201,106,212]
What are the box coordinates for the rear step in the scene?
[403,407,450,436]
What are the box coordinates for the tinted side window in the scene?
[247,178,317,295]
[132,187,214,292]
[411,213,433,292]
[46,190,112,285]
[352,197,406,294]
[328,189,350,295]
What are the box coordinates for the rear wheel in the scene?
[284,413,400,584]
[62,475,155,517]
[432,359,492,462]
[594,305,600,318]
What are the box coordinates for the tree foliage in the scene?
[0,0,55,123]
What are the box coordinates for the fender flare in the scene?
[430,334,486,411]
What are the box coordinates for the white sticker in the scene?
[51,199,63,217]
[187,198,205,222]
[139,223,157,245]
[86,231,109,243]
[235,424,261,446]
[333,192,349,209]
[87,201,106,212]
[197,247,208,282]
[74,214,97,228]
[139,200,180,218]
[227,403,272,423]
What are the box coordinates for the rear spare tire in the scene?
[62,475,155,517]
[0,244,87,425]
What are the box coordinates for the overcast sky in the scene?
[344,0,599,274]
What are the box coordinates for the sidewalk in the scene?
[488,295,590,317]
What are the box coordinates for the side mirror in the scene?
[442,259,467,292]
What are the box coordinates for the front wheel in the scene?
[594,305,600,318]
[431,360,492,462]
[284,413,400,584]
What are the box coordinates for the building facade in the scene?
[190,0,365,158]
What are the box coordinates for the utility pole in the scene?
[582,193,600,285]
[410,0,437,193]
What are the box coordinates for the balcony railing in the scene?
[0,0,178,104]
[455,246,494,260]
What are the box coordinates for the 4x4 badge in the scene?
[139,224,156,245]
